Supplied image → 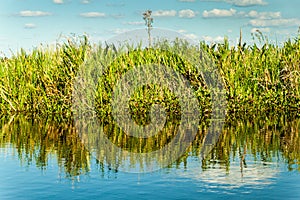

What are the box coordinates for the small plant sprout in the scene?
[143,10,153,48]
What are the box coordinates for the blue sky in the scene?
[1,0,300,56]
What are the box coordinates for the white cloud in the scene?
[203,9,281,20]
[184,33,198,40]
[203,8,236,18]
[80,12,106,18]
[151,9,196,18]
[202,35,224,43]
[246,10,281,19]
[24,23,36,29]
[176,30,198,40]
[249,18,300,27]
[53,0,63,4]
[152,10,177,17]
[19,10,52,17]
[177,29,187,33]
[251,27,270,33]
[179,9,197,18]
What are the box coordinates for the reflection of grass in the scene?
[198,114,300,172]
[0,33,299,117]
[100,115,182,153]
[0,115,91,177]
[0,114,299,175]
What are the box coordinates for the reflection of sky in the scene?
[194,163,278,188]
[1,146,300,199]
[178,152,280,189]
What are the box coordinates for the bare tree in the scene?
[143,10,153,48]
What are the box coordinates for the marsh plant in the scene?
[0,32,299,119]
[0,30,299,175]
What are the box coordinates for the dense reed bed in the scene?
[0,114,299,176]
[0,36,89,118]
[0,33,299,118]
[203,32,300,118]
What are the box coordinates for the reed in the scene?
[0,33,299,119]
[202,31,300,118]
[0,35,89,118]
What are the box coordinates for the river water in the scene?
[0,114,299,199]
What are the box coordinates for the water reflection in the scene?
[179,155,280,190]
[0,114,299,181]
[0,115,90,177]
[200,115,300,172]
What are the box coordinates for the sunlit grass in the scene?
[0,33,299,119]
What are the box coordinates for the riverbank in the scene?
[0,34,299,119]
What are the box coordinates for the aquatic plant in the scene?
[0,32,299,119]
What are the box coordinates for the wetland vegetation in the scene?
[0,32,299,119]
[0,32,299,200]
[0,31,299,174]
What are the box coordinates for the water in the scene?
[0,115,299,199]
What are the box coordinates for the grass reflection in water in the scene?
[0,114,299,178]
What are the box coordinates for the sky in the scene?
[1,0,300,56]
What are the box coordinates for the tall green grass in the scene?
[203,32,299,117]
[0,35,89,117]
[0,33,299,119]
